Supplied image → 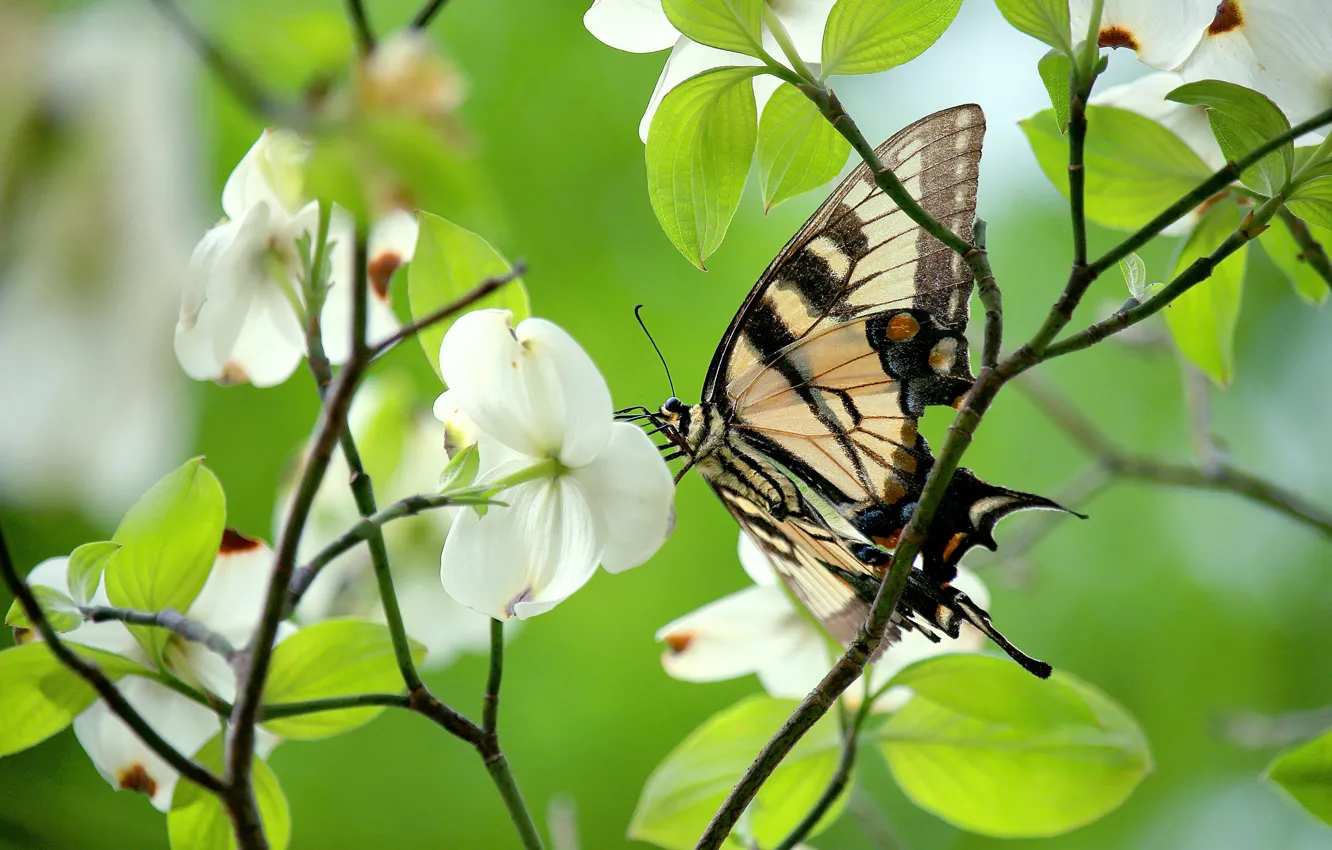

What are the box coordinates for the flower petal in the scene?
[570,422,674,573]
[72,676,218,812]
[174,211,269,383]
[221,129,308,220]
[367,208,418,305]
[186,530,276,645]
[433,390,526,472]
[439,310,612,465]
[771,0,837,62]
[737,532,778,587]
[19,557,143,658]
[441,475,601,620]
[584,0,679,53]
[1069,0,1213,70]
[638,36,764,142]
[307,203,400,364]
[225,276,307,387]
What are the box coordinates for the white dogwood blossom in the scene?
[583,0,833,140]
[174,130,401,387]
[657,534,987,711]
[21,534,285,810]
[436,309,675,620]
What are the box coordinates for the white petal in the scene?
[754,632,833,700]
[439,311,612,466]
[18,557,143,658]
[440,476,601,620]
[367,209,418,314]
[72,676,218,811]
[1069,0,1212,70]
[221,129,309,220]
[432,389,524,473]
[584,0,678,53]
[224,275,307,387]
[570,422,674,572]
[1179,0,1332,127]
[656,584,808,682]
[638,37,764,142]
[306,202,366,366]
[737,532,778,587]
[174,211,269,383]
[186,531,276,645]
[770,0,837,62]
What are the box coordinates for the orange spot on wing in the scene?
[1208,1,1243,34]
[941,532,968,563]
[873,531,902,550]
[886,313,920,342]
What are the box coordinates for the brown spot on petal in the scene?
[1208,1,1243,35]
[220,528,262,555]
[219,361,249,385]
[118,763,158,798]
[12,626,34,645]
[368,252,402,301]
[1098,26,1139,50]
[664,631,694,654]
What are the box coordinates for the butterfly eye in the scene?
[661,397,684,416]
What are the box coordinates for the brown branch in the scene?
[369,262,526,359]
[345,0,375,54]
[1277,206,1332,292]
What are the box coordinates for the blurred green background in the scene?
[3,0,1331,848]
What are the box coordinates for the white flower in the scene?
[584,0,833,140]
[358,29,467,122]
[283,376,499,669]
[0,5,191,522]
[1070,0,1332,130]
[22,532,285,810]
[174,130,401,387]
[436,309,675,620]
[657,534,987,712]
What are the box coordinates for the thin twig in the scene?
[848,790,903,850]
[345,0,375,54]
[370,263,527,359]
[0,522,226,796]
[411,0,453,29]
[969,220,1002,368]
[82,606,236,660]
[146,0,288,124]
[774,697,872,850]
[1277,206,1332,292]
[258,693,408,721]
[1017,375,1332,538]
[483,618,503,736]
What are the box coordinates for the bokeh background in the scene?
[3,0,1331,848]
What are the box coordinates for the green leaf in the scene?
[407,212,530,382]
[261,619,424,740]
[1262,214,1332,304]
[755,84,850,211]
[1266,728,1332,825]
[1037,49,1071,133]
[994,0,1072,55]
[438,443,481,493]
[629,695,849,848]
[872,654,1151,838]
[1294,144,1332,183]
[169,735,291,850]
[1288,176,1332,229]
[108,458,225,663]
[0,643,152,757]
[1165,202,1247,385]
[1167,80,1293,196]
[1119,251,1148,301]
[821,0,965,77]
[647,66,760,269]
[5,586,81,633]
[66,541,121,607]
[1021,105,1213,232]
[662,0,764,58]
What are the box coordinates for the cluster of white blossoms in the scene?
[174,130,414,387]
[434,309,677,620]
[657,534,987,710]
[19,533,284,810]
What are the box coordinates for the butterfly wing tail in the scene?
[900,571,1052,678]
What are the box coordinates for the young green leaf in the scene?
[1118,251,1148,300]
[755,84,850,211]
[107,458,225,663]
[0,643,151,757]
[1165,202,1247,385]
[66,541,121,607]
[260,619,424,740]
[662,0,764,58]
[169,735,291,850]
[1021,105,1213,231]
[1037,48,1071,132]
[994,0,1072,55]
[1167,80,1293,196]
[1294,144,1332,183]
[407,212,530,382]
[647,66,760,269]
[1266,728,1332,826]
[1287,176,1332,229]
[1262,214,1332,304]
[820,0,964,77]
[629,695,848,849]
[871,654,1151,837]
[5,586,81,633]
[438,443,481,493]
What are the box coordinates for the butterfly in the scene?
[620,104,1068,677]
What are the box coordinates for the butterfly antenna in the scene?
[634,304,677,399]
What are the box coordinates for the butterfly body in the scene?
[636,105,1068,678]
